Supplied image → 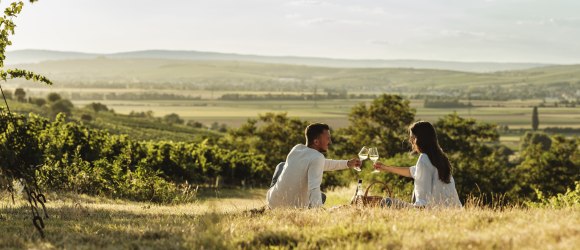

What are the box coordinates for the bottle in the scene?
[356,179,364,208]
[350,179,363,205]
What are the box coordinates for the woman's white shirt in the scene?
[409,153,462,208]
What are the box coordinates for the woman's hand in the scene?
[373,162,388,172]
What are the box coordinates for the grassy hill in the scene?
[7,58,580,92]
[6,49,550,72]
[1,187,578,249]
[6,99,222,142]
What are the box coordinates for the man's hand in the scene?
[347,158,361,169]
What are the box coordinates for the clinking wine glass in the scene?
[369,147,380,173]
[356,146,369,172]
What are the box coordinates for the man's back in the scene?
[267,144,325,208]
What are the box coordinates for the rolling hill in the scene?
[6,57,579,92]
[5,49,551,73]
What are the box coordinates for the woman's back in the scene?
[410,153,462,208]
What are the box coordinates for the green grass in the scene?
[1,188,578,249]
[4,99,223,142]
[68,98,580,130]
[8,58,580,90]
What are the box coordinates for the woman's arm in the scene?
[373,162,412,178]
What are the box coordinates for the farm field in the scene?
[64,97,580,130]
[1,187,578,249]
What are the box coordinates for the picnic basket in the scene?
[352,181,393,207]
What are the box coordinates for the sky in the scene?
[5,0,580,63]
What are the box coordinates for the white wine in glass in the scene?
[369,147,380,173]
[356,146,369,172]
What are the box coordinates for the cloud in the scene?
[287,0,328,6]
[299,17,375,26]
[285,13,302,19]
[369,40,390,46]
[516,18,580,28]
[439,29,487,38]
[301,18,336,25]
[347,6,386,15]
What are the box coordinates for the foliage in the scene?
[86,102,109,113]
[512,135,579,200]
[30,97,46,107]
[433,113,515,203]
[527,181,580,209]
[49,99,73,117]
[163,113,183,125]
[334,94,415,159]
[222,112,309,168]
[0,111,270,202]
[13,87,25,101]
[532,106,539,131]
[520,131,551,151]
[46,92,61,103]
[0,0,52,194]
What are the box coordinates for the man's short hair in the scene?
[305,123,330,146]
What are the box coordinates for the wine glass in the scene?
[369,147,380,173]
[356,146,369,172]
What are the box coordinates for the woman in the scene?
[373,121,462,208]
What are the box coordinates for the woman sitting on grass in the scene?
[373,121,462,208]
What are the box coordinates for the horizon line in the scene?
[6,48,574,66]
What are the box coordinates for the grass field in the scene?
[1,187,578,249]
[63,97,580,130]
[7,58,580,91]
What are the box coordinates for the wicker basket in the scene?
[356,181,393,207]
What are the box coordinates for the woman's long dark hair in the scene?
[409,121,452,183]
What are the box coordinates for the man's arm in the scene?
[324,158,360,171]
[323,159,348,171]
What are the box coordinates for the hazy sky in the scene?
[6,0,580,63]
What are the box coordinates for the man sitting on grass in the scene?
[267,123,360,209]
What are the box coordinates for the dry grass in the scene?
[1,189,578,249]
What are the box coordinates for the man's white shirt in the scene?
[267,144,348,209]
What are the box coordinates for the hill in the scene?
[5,49,551,73]
[6,99,222,142]
[6,58,580,93]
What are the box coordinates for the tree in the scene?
[50,99,73,117]
[434,113,512,204]
[31,97,46,107]
[222,112,309,167]
[80,114,92,122]
[86,102,109,113]
[0,0,52,238]
[520,131,551,152]
[513,135,579,200]
[532,106,539,131]
[47,92,62,103]
[334,94,415,159]
[163,113,184,125]
[14,87,26,102]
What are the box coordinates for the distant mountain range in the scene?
[5,49,553,73]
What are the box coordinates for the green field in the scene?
[1,187,578,249]
[8,58,580,91]
[61,98,580,130]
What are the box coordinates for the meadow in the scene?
[66,95,580,130]
[1,187,578,249]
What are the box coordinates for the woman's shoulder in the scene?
[417,153,435,168]
[418,153,430,162]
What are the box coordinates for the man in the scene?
[267,123,360,209]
